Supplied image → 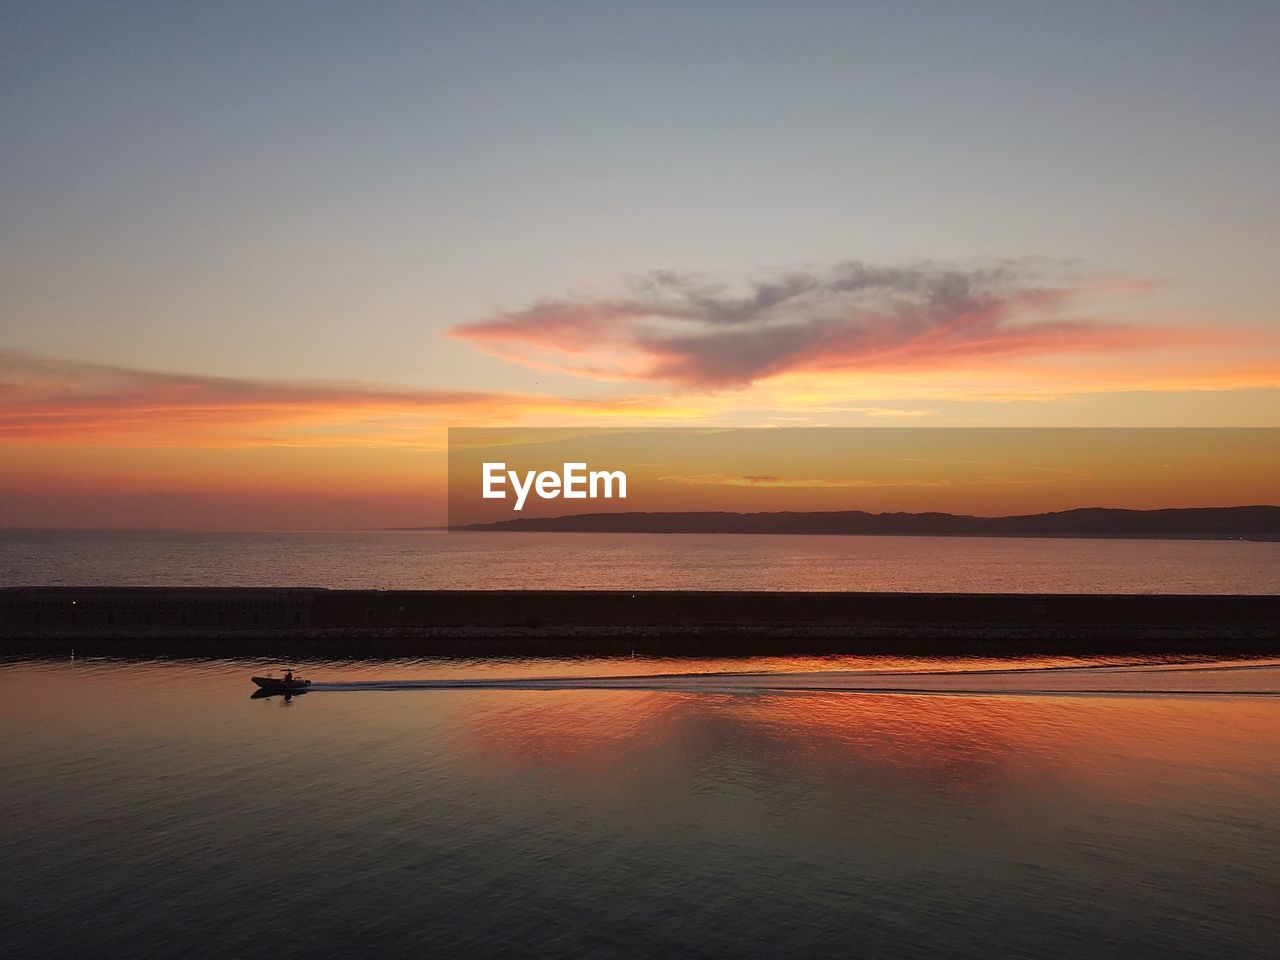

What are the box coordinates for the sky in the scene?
[446,428,1280,524]
[2,1,1278,528]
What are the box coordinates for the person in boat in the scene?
[283,669,294,683]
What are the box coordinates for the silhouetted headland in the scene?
[456,505,1280,538]
[2,587,1277,658]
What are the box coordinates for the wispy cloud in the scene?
[659,472,950,489]
[841,406,936,418]
[451,260,1183,388]
[0,351,685,446]
[655,473,1043,489]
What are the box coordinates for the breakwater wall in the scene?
[2,587,1277,657]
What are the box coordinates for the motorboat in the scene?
[251,675,312,692]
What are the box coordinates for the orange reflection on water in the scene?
[464,684,1280,807]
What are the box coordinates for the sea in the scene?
[2,528,1278,592]
[2,531,1279,958]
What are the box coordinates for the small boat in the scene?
[251,675,312,692]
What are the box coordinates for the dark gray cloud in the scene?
[452,260,1154,387]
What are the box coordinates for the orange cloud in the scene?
[655,473,964,489]
[0,351,702,447]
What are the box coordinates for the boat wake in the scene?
[299,660,1280,698]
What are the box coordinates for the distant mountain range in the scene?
[456,505,1280,539]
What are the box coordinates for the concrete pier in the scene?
[1,587,1276,657]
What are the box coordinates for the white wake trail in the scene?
[300,661,1280,697]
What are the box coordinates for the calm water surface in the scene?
[2,655,1279,959]
[3,529,1278,592]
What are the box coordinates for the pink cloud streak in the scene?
[452,261,1195,388]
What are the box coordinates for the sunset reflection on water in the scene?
[2,656,1278,958]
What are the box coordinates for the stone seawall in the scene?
[2,587,1276,657]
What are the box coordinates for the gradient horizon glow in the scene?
[2,1,1278,529]
[445,428,1280,525]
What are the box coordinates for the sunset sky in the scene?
[2,1,1278,528]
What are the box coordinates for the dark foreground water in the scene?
[2,655,1279,959]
